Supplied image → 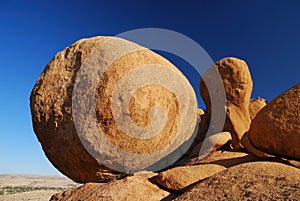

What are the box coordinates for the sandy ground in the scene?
[0,174,81,201]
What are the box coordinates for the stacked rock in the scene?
[200,58,253,149]
[30,36,300,201]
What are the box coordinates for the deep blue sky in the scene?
[0,0,299,176]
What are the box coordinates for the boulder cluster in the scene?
[30,36,300,201]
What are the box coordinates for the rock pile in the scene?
[30,36,300,200]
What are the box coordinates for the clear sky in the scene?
[0,0,299,176]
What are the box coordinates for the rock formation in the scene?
[30,37,300,200]
[30,36,197,183]
[51,156,300,201]
[200,57,253,149]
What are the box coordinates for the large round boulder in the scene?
[30,36,197,183]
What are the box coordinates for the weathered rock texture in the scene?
[155,164,226,191]
[50,172,170,201]
[245,83,300,160]
[200,57,253,149]
[249,97,267,120]
[30,36,196,183]
[175,162,300,200]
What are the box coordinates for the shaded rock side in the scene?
[249,97,267,120]
[188,132,232,158]
[184,150,259,168]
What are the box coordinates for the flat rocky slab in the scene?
[175,162,300,200]
[50,172,170,201]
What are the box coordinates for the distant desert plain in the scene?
[0,174,80,201]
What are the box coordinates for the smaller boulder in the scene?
[196,108,205,122]
[188,132,232,158]
[244,83,300,160]
[156,164,226,191]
